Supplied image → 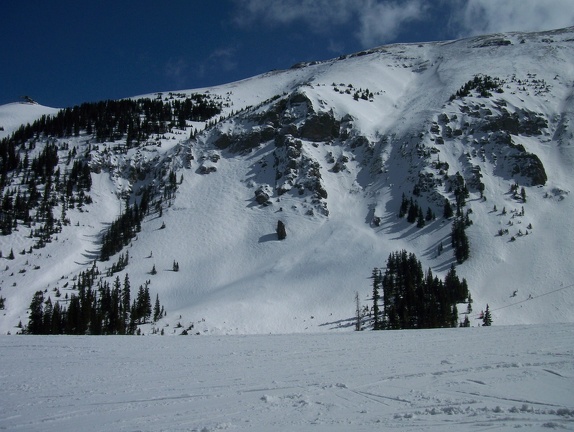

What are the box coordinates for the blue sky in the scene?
[2,0,573,108]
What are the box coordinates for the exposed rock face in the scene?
[298,112,340,142]
[213,126,275,153]
[254,186,272,206]
[425,97,550,192]
[509,153,547,186]
[481,108,548,136]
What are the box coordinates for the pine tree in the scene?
[451,217,470,264]
[416,207,425,228]
[51,301,63,334]
[443,199,453,219]
[354,291,361,331]
[425,207,433,222]
[153,294,161,322]
[398,193,408,218]
[377,250,469,330]
[482,304,493,326]
[407,199,418,223]
[122,273,131,332]
[466,292,473,314]
[276,220,287,240]
[42,298,53,334]
[28,291,45,334]
[143,285,152,323]
[371,268,381,330]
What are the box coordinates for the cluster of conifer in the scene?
[452,217,471,264]
[0,140,92,248]
[26,265,164,335]
[398,194,435,227]
[99,189,151,261]
[106,251,129,276]
[449,74,504,100]
[371,251,470,330]
[2,95,221,150]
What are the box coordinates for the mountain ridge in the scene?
[1,26,573,334]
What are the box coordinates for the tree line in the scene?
[0,140,92,249]
[1,95,221,150]
[26,265,164,335]
[371,250,471,330]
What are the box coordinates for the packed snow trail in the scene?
[1,324,573,431]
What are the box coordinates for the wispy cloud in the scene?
[164,57,189,88]
[194,46,239,81]
[233,0,356,31]
[233,0,574,49]
[209,47,238,72]
[232,0,426,47]
[451,0,574,37]
[356,0,427,47]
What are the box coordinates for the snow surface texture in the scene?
[1,27,574,335]
[1,324,573,431]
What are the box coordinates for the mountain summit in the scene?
[1,27,574,334]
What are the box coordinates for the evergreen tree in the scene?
[443,199,454,219]
[451,217,470,264]
[376,250,469,330]
[425,206,434,222]
[482,304,493,326]
[466,292,473,314]
[153,294,161,322]
[42,298,53,334]
[51,301,63,334]
[416,207,425,228]
[276,220,287,240]
[122,273,131,332]
[355,291,361,331]
[407,199,418,223]
[143,284,152,323]
[398,193,409,218]
[28,291,45,334]
[371,268,381,330]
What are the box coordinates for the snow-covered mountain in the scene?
[1,27,574,335]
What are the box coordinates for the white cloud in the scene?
[454,0,574,36]
[233,0,427,46]
[233,0,355,30]
[164,57,189,87]
[356,0,427,47]
[194,46,239,80]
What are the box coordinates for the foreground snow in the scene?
[1,324,573,431]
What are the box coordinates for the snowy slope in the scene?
[1,324,573,431]
[1,27,574,334]
[0,102,59,139]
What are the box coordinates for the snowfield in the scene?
[1,324,573,431]
[1,27,574,336]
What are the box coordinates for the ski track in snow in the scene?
[1,324,573,431]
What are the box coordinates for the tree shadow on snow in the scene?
[258,233,278,243]
[319,316,356,330]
